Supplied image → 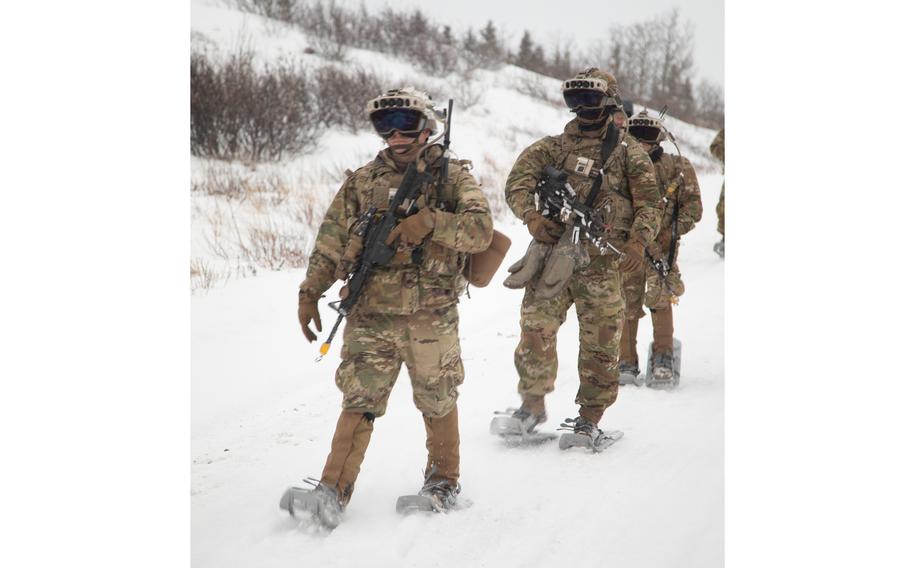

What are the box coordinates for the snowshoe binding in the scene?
[618,361,644,386]
[489,407,557,446]
[557,417,624,453]
[279,478,343,529]
[645,338,682,389]
[396,473,462,515]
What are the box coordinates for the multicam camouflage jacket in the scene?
[710,128,724,165]
[651,151,703,246]
[300,145,493,315]
[505,118,662,252]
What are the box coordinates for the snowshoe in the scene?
[714,237,724,258]
[557,417,624,453]
[489,408,557,446]
[645,338,682,389]
[396,478,462,515]
[279,479,343,529]
[618,361,644,386]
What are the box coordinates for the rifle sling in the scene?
[584,122,620,208]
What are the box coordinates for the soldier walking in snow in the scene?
[618,110,703,387]
[284,87,493,528]
[494,68,661,450]
[711,128,724,257]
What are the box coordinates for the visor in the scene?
[563,89,606,110]
[629,124,662,143]
[370,108,427,137]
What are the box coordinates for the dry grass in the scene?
[191,258,228,292]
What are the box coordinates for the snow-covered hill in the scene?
[191,1,724,566]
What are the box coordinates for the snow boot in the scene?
[557,414,623,453]
[396,409,461,515]
[320,411,375,507]
[618,318,644,385]
[714,236,724,258]
[489,395,556,445]
[423,406,460,486]
[280,480,343,529]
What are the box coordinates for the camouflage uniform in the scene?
[622,151,702,317]
[710,128,724,235]
[299,143,492,505]
[620,149,702,367]
[506,118,661,420]
[302,144,493,419]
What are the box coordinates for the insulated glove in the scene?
[535,229,590,300]
[298,291,322,342]
[646,239,664,260]
[503,239,551,289]
[523,211,563,244]
[385,207,435,246]
[618,240,645,273]
[334,234,364,281]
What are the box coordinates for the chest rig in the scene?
[550,124,633,244]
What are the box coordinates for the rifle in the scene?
[535,165,624,257]
[317,162,434,360]
[645,171,684,286]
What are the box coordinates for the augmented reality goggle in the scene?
[628,117,663,143]
[369,108,427,138]
[563,89,608,110]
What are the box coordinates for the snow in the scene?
[191,2,724,566]
[191,176,723,566]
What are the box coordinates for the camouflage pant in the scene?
[335,304,464,419]
[716,183,724,235]
[622,257,685,316]
[514,255,624,409]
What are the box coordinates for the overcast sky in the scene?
[362,0,724,86]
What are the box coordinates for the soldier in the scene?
[288,87,493,527]
[618,111,703,386]
[711,128,724,257]
[499,68,662,445]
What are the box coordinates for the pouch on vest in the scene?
[463,229,511,288]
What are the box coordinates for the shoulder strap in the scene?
[585,122,621,207]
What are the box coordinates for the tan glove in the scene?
[385,207,435,246]
[535,229,590,299]
[523,211,563,244]
[298,290,322,342]
[334,234,364,281]
[646,239,663,260]
[503,239,551,289]
[618,240,645,273]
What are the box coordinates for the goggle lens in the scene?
[563,89,606,109]
[370,108,426,136]
[629,125,662,142]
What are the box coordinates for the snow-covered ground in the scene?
[191,176,723,568]
[192,2,724,566]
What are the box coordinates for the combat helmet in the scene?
[628,110,667,144]
[365,87,440,137]
[561,67,622,111]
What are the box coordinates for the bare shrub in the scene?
[314,66,384,132]
[234,0,296,22]
[192,165,248,199]
[191,258,227,292]
[191,48,321,161]
[450,69,482,110]
[515,75,563,108]
[238,219,311,270]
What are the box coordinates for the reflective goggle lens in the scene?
[563,89,606,109]
[370,108,426,136]
[629,125,662,142]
